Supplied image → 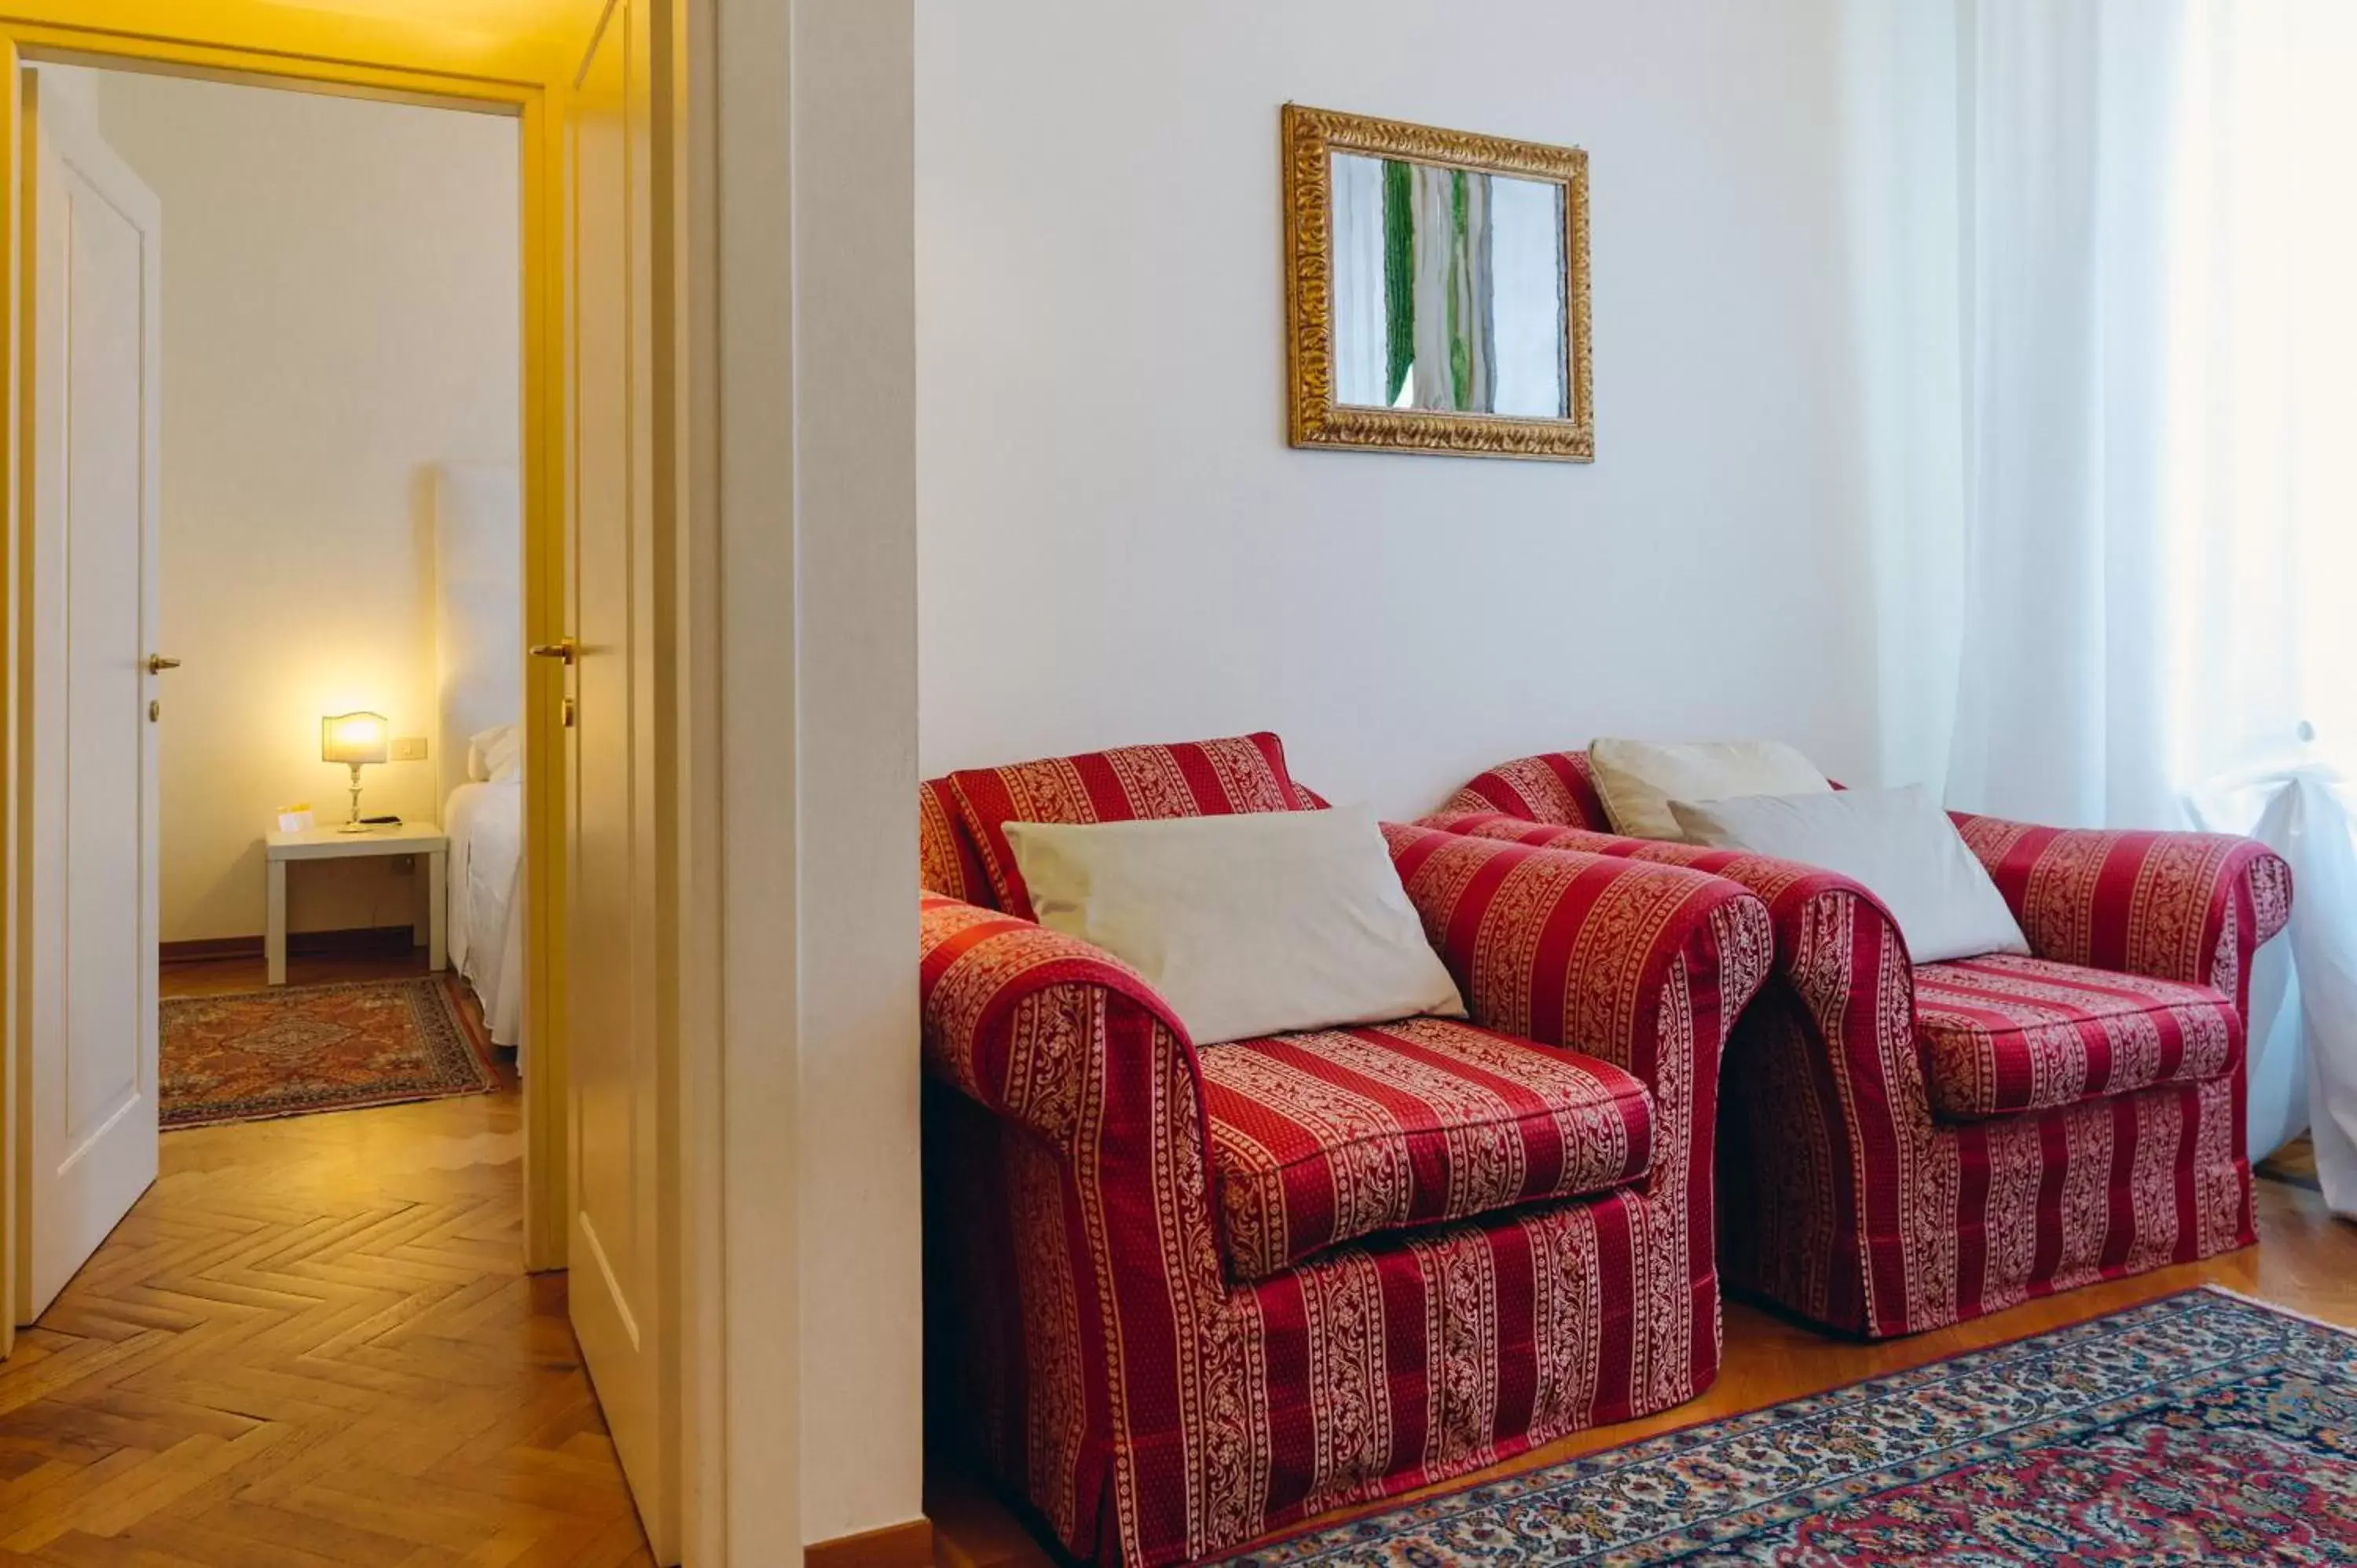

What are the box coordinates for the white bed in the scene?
[446,777,525,1049]
[435,461,526,1059]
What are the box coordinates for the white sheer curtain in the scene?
[1328,153,1391,408]
[1938,0,2357,1210]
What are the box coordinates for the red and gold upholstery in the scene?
[940,731,1315,918]
[1912,954,2239,1121]
[1435,752,2293,1341]
[918,776,991,906]
[1201,1017,1655,1281]
[918,740,1773,1565]
[1452,749,1615,831]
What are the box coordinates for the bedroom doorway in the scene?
[0,5,693,1558]
[9,55,556,1319]
[49,70,533,1199]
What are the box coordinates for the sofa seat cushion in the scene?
[1914,954,2241,1122]
[1199,1017,1653,1280]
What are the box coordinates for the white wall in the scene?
[784,0,926,1543]
[712,0,923,1551]
[918,0,1883,815]
[85,70,519,943]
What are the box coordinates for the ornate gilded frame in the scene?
[1283,103,1593,461]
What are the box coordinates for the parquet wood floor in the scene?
[929,1172,2357,1567]
[0,957,653,1566]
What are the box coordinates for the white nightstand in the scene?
[262,822,449,986]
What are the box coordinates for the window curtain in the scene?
[1328,153,1391,408]
[1407,163,1494,413]
[1938,0,2357,1210]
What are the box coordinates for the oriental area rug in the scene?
[160,976,498,1128]
[1220,1288,2357,1566]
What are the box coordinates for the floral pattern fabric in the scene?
[917,748,1776,1566]
[1914,951,2240,1120]
[940,731,1315,919]
[1201,1017,1654,1281]
[1435,750,2293,1339]
[918,776,990,904]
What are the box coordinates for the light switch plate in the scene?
[392,736,429,761]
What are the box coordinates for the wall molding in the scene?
[159,925,419,964]
[803,1517,933,1568]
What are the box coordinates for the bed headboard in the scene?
[434,461,523,811]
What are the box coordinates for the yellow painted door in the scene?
[564,0,679,1557]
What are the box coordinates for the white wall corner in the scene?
[789,0,922,1544]
[714,0,923,1556]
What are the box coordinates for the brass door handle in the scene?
[530,639,577,665]
[146,655,181,674]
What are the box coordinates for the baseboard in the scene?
[160,925,420,965]
[805,1517,933,1568]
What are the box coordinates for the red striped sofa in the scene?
[1438,751,2295,1340]
[918,735,1774,1566]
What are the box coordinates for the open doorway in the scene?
[20,62,529,1299]
[0,59,650,1562]
[55,66,526,1130]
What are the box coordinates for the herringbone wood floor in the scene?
[0,956,654,1566]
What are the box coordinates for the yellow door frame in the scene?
[0,14,575,1345]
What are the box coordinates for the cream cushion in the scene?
[1589,736,1831,841]
[1670,785,2030,964]
[1003,804,1467,1046]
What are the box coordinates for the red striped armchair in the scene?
[1439,751,2294,1340]
[917,736,1772,1566]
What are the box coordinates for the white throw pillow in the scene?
[1668,785,2029,964]
[1589,737,1831,841]
[467,723,522,784]
[1003,804,1467,1047]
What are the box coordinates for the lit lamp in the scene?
[321,711,390,833]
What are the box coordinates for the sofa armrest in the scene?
[1384,823,1772,1207]
[920,894,1237,1559]
[1427,811,1902,957]
[1424,810,1934,1119]
[1385,822,1773,1064]
[1424,809,1857,893]
[1950,815,2293,1009]
[921,893,1205,1148]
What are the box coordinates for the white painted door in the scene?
[19,76,165,1320]
[563,2,680,1557]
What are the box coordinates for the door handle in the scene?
[530,639,577,665]
[146,655,181,674]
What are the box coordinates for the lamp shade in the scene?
[321,711,390,765]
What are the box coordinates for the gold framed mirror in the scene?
[1282,104,1592,461]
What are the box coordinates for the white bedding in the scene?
[446,779,526,1058]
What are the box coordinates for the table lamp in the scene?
[321,711,390,832]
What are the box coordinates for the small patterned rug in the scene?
[161,976,499,1129]
[1223,1288,2357,1565]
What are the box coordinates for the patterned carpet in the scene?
[1222,1288,2357,1565]
[160,975,498,1128]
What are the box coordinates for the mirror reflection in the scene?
[1328,152,1567,417]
